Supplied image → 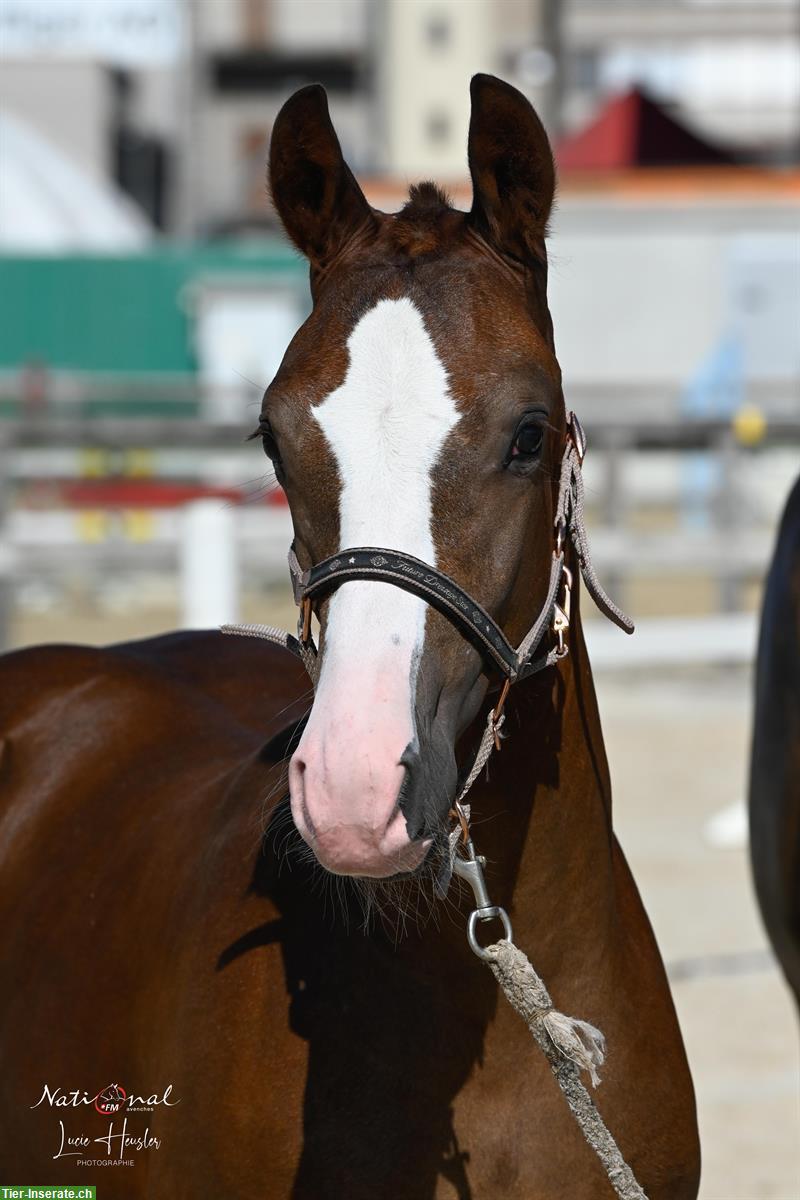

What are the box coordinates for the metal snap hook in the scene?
[453,837,514,959]
[552,565,573,658]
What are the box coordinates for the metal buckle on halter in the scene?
[566,410,587,463]
[491,679,510,752]
[299,596,313,645]
[552,565,573,658]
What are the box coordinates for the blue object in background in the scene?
[680,333,744,530]
[682,331,744,421]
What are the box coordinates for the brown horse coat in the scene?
[0,620,699,1197]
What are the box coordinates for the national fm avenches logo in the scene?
[94,1083,127,1115]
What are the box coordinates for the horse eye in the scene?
[259,419,282,465]
[509,421,544,461]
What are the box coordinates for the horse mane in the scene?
[390,181,456,258]
[402,182,452,215]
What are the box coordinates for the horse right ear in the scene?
[269,84,374,268]
[467,74,556,265]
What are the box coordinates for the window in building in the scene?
[425,14,450,48]
[241,128,269,215]
[241,0,268,47]
[271,0,368,52]
[572,49,598,91]
[426,111,451,143]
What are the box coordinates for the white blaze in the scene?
[312,296,459,705]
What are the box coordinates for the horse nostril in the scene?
[397,749,432,842]
[399,732,460,842]
[289,755,317,839]
[396,762,412,799]
[398,748,422,825]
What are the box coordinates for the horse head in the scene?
[262,75,564,879]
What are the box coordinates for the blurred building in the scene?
[188,0,551,230]
[0,0,184,230]
[0,110,151,251]
[2,0,797,234]
[561,0,800,162]
[190,0,373,234]
[189,0,800,229]
[1,0,798,415]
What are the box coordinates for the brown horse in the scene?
[0,76,699,1198]
[750,474,800,1010]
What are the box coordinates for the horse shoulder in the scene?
[0,640,305,1188]
[109,629,310,733]
[0,637,305,863]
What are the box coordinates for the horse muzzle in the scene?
[289,744,431,878]
[287,642,435,877]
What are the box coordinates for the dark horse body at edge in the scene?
[750,474,800,1010]
[0,77,700,1197]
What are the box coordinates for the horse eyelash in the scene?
[247,417,274,443]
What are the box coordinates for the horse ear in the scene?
[269,84,373,266]
[467,74,556,264]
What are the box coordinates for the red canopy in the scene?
[556,88,733,170]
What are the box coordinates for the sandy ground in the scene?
[8,605,800,1199]
[597,667,799,1200]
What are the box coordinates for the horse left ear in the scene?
[269,83,374,267]
[467,74,556,264]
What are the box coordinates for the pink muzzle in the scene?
[289,664,429,878]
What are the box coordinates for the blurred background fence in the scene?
[0,0,797,654]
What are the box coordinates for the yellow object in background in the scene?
[732,405,767,447]
[123,510,155,542]
[124,449,155,478]
[79,448,111,478]
[76,511,108,542]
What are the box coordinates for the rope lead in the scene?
[484,939,648,1200]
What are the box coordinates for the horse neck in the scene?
[463,602,616,952]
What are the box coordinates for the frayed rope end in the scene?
[484,938,606,1087]
[541,1010,606,1088]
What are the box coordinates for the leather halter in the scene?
[222,410,633,841]
[286,411,633,690]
